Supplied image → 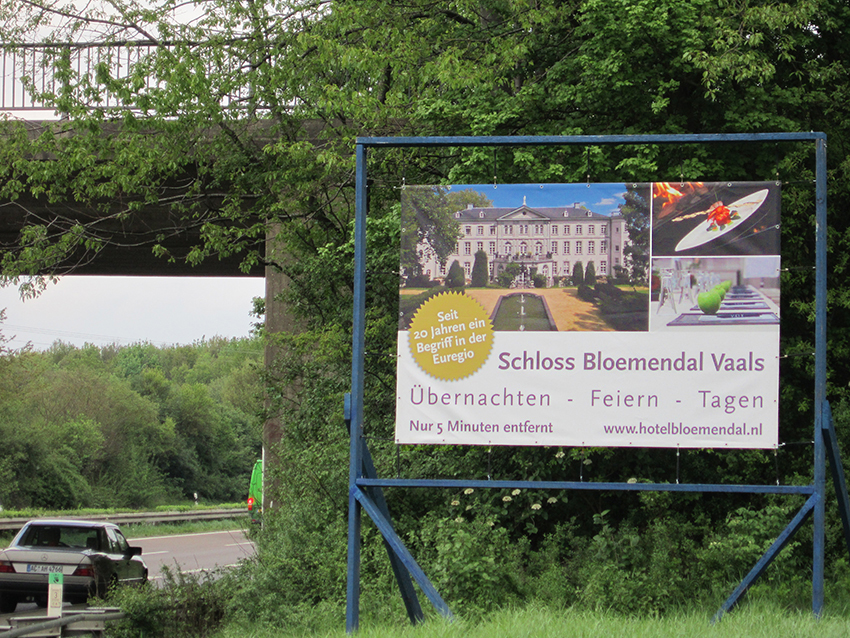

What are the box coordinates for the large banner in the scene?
[395,182,780,449]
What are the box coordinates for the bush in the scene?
[571,262,584,287]
[470,250,489,287]
[585,262,596,286]
[405,272,437,287]
[577,285,596,302]
[399,288,443,329]
[106,567,227,638]
[445,260,465,288]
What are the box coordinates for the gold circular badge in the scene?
[407,291,494,380]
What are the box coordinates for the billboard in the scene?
[395,182,780,449]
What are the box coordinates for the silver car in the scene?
[0,519,147,613]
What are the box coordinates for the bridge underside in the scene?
[0,121,306,494]
[1,192,266,278]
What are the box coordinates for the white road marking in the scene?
[128,530,248,542]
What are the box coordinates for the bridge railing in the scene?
[1,41,253,115]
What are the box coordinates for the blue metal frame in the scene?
[347,133,840,632]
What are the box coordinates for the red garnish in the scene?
[705,202,739,231]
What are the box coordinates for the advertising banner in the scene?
[396,182,780,449]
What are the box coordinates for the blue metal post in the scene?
[713,493,819,623]
[346,143,369,633]
[344,395,425,625]
[354,489,453,619]
[822,402,850,556]
[813,136,828,616]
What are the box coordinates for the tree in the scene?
[619,186,650,286]
[496,263,521,288]
[585,261,596,287]
[445,260,465,289]
[572,261,584,287]
[470,250,489,287]
[400,187,493,284]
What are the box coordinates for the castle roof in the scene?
[455,204,614,222]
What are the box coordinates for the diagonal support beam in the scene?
[353,486,454,620]
[344,394,424,625]
[358,449,425,623]
[712,492,819,623]
[822,401,850,559]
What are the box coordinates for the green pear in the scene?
[698,290,722,315]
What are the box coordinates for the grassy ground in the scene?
[215,602,850,638]
[0,513,246,545]
[122,517,246,540]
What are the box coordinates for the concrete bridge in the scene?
[1,40,338,458]
[0,118,293,456]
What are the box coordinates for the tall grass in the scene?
[213,602,850,638]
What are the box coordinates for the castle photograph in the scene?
[399,183,650,332]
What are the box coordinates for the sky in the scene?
[0,276,266,351]
[446,183,629,215]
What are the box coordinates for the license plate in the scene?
[25,564,64,574]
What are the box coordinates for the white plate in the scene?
[674,189,769,252]
[25,563,64,574]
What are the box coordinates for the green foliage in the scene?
[579,283,651,331]
[445,260,465,289]
[577,284,595,303]
[571,261,584,287]
[496,263,522,288]
[401,187,491,282]
[470,250,488,287]
[399,288,443,330]
[106,567,227,638]
[415,512,521,614]
[0,335,263,509]
[619,186,651,285]
[584,262,596,287]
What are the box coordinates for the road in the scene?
[130,529,256,580]
[0,529,255,623]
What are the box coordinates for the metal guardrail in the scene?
[2,609,124,637]
[0,508,245,532]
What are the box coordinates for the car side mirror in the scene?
[127,546,143,557]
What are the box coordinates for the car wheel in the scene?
[0,594,17,614]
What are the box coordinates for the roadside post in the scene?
[47,572,62,618]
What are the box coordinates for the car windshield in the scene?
[19,525,101,550]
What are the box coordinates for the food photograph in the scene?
[651,182,780,257]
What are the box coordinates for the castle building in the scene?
[418,199,629,287]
